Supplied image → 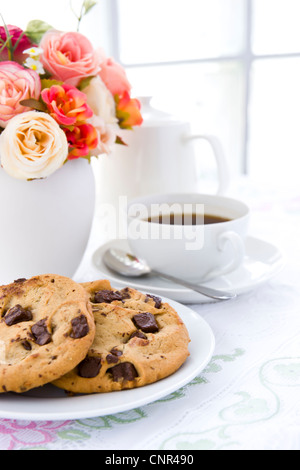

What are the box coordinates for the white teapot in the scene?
[94,97,229,209]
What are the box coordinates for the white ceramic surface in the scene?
[93,97,229,214]
[92,236,285,304]
[0,159,95,285]
[0,300,215,421]
[127,193,250,283]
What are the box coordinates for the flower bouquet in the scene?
[0,1,143,285]
[0,0,143,181]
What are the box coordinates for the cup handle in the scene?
[204,231,245,281]
[184,134,230,195]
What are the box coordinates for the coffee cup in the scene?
[127,193,250,283]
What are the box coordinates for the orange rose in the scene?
[65,124,98,160]
[41,84,93,126]
[115,92,143,129]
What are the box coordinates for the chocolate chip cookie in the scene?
[0,274,95,393]
[52,280,190,394]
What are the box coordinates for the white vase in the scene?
[0,158,95,286]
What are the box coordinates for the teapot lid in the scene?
[138,97,184,127]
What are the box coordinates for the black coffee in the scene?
[146,213,231,226]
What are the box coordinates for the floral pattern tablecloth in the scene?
[1,177,300,451]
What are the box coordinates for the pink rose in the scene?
[0,25,33,63]
[98,52,131,97]
[0,61,41,128]
[40,30,100,87]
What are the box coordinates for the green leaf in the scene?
[81,153,92,163]
[78,76,95,91]
[41,79,63,90]
[25,20,53,44]
[115,135,128,146]
[20,98,47,112]
[83,0,98,14]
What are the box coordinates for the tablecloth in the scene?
[1,176,300,451]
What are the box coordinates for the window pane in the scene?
[127,61,244,184]
[253,0,300,55]
[0,0,83,32]
[248,58,300,186]
[117,0,246,64]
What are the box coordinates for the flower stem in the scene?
[0,39,9,55]
[77,2,85,31]
[70,1,98,32]
[69,0,85,32]
[12,31,26,53]
[0,14,14,61]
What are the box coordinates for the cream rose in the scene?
[0,111,68,180]
[83,76,117,126]
[82,76,118,155]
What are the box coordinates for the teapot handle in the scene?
[183,134,230,195]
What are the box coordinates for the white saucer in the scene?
[0,299,215,420]
[92,237,285,304]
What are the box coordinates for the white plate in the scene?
[0,299,215,421]
[92,237,285,304]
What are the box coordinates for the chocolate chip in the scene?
[94,290,123,304]
[120,288,131,300]
[78,356,102,378]
[4,305,33,326]
[106,348,123,364]
[145,294,162,309]
[111,348,123,357]
[129,331,148,341]
[109,362,138,382]
[70,315,89,339]
[14,278,27,284]
[21,340,32,351]
[133,313,159,333]
[106,354,119,364]
[31,320,51,346]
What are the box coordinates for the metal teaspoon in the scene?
[103,248,236,301]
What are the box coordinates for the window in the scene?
[0,0,79,33]
[2,0,300,186]
[108,0,300,187]
[249,0,300,186]
[110,0,247,183]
